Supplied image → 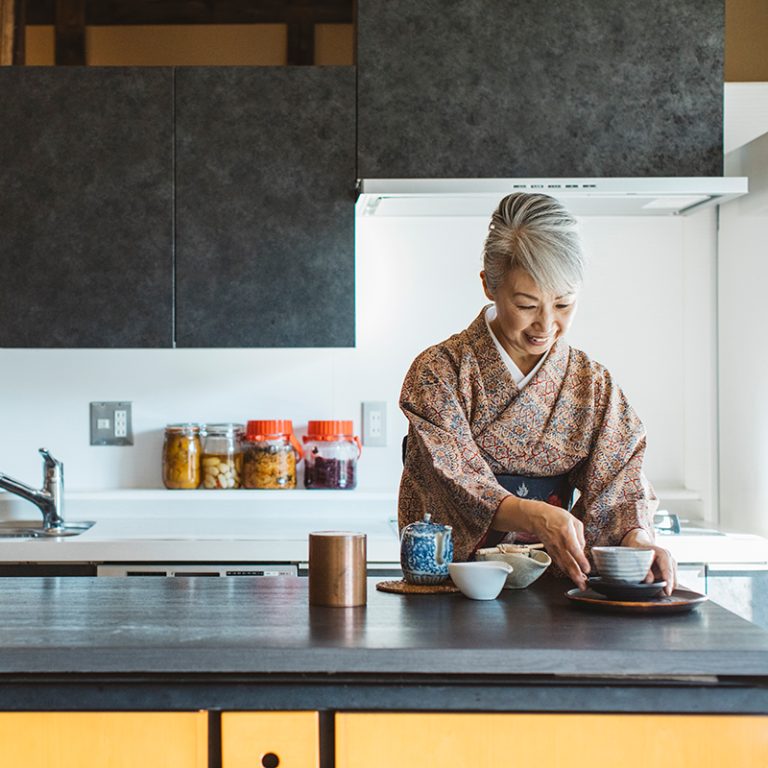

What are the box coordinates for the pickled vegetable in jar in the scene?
[201,423,244,489]
[162,424,202,489]
[303,420,362,490]
[242,420,303,489]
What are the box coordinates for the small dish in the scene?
[587,577,667,601]
[448,561,513,600]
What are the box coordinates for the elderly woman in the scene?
[398,192,676,593]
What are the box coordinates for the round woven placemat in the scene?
[376,579,460,594]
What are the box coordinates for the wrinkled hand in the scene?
[526,501,591,591]
[622,529,677,596]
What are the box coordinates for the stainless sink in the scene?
[0,520,95,539]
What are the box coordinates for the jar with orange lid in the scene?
[303,420,362,490]
[242,420,303,489]
[162,423,202,489]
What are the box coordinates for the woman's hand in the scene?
[492,496,591,590]
[621,528,677,595]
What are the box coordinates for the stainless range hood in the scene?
[355,177,749,217]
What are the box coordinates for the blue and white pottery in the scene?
[400,512,454,585]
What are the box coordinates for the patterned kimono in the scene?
[398,307,657,562]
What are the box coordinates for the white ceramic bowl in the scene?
[448,561,513,600]
[592,546,654,583]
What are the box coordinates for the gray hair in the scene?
[483,193,585,296]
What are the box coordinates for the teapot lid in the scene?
[404,511,453,533]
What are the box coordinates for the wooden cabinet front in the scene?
[336,712,768,768]
[174,67,356,348]
[222,711,319,768]
[356,0,724,179]
[0,67,355,350]
[0,68,174,348]
[0,711,208,768]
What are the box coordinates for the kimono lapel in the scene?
[464,307,520,435]
[468,312,581,473]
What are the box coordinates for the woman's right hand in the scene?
[524,500,591,590]
[492,496,591,590]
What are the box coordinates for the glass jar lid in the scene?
[165,423,202,434]
[201,423,244,437]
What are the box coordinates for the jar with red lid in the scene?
[303,420,362,490]
[242,420,303,489]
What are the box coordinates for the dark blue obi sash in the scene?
[482,472,573,548]
[401,436,573,547]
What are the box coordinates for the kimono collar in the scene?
[466,305,569,398]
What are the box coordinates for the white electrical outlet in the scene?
[114,410,128,438]
[362,401,387,447]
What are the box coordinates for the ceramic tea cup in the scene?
[592,546,654,583]
[448,561,513,600]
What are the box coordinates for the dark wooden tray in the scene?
[565,587,707,615]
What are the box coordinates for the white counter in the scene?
[0,490,401,564]
[0,489,766,566]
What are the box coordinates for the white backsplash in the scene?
[0,212,716,521]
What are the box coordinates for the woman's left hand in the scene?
[621,528,677,595]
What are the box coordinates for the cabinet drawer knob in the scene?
[261,752,280,768]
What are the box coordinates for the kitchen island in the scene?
[0,575,766,767]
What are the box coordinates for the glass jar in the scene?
[242,420,303,489]
[201,423,244,489]
[162,423,202,489]
[303,420,361,490]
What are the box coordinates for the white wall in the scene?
[719,130,768,536]
[0,212,716,519]
[725,83,768,154]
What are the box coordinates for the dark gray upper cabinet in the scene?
[357,0,724,178]
[0,68,173,347]
[175,68,356,347]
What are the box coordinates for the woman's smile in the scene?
[524,332,552,346]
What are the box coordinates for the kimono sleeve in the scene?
[398,348,510,560]
[568,368,657,551]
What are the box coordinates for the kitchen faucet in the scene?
[0,448,66,531]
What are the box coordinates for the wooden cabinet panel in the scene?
[0,711,207,768]
[0,67,354,349]
[175,67,356,348]
[0,69,174,347]
[357,0,723,178]
[336,712,768,768]
[222,711,319,768]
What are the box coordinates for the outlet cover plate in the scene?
[362,401,387,447]
[90,401,133,446]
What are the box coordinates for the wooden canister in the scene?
[308,531,367,607]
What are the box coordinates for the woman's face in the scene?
[481,267,578,371]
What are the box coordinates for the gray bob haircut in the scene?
[483,193,585,296]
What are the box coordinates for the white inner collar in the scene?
[484,305,549,389]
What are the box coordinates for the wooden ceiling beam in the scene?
[27,0,353,26]
[54,0,85,64]
[13,0,26,64]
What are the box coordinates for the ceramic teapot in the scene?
[400,512,454,584]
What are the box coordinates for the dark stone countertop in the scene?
[1,575,767,680]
